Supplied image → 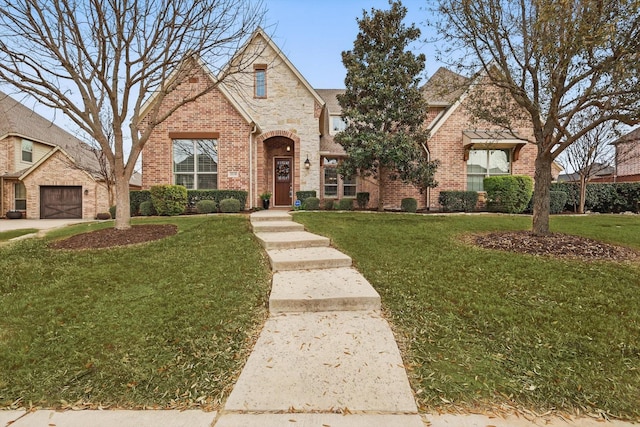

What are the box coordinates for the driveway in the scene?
[0,218,94,233]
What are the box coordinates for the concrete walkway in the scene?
[2,210,637,426]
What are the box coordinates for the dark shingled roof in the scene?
[1,91,102,177]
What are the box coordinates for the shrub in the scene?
[150,185,188,216]
[220,198,241,213]
[324,199,336,210]
[356,192,370,209]
[401,197,418,213]
[186,190,247,211]
[484,175,533,213]
[302,197,320,210]
[130,190,152,216]
[139,200,157,216]
[337,198,354,211]
[196,199,218,214]
[96,212,111,220]
[296,190,316,203]
[109,205,116,219]
[550,191,567,214]
[551,182,640,213]
[438,191,478,212]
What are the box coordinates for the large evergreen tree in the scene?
[336,0,438,211]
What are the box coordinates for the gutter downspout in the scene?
[421,142,431,211]
[249,124,258,209]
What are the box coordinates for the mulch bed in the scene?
[49,224,178,250]
[472,231,639,262]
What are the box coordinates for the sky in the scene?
[261,0,443,89]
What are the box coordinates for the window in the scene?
[21,140,33,163]
[173,139,218,189]
[467,149,511,191]
[254,64,267,98]
[14,182,26,210]
[322,157,357,198]
[331,116,346,134]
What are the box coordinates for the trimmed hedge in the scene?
[296,191,317,204]
[196,199,217,214]
[150,185,188,216]
[324,199,336,210]
[109,205,116,219]
[356,192,370,209]
[550,191,568,214]
[484,175,533,214]
[551,182,640,213]
[130,190,152,216]
[302,197,320,210]
[139,200,156,216]
[401,197,418,213]
[438,191,478,212]
[337,198,354,211]
[186,190,247,211]
[219,198,241,213]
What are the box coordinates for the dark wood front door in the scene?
[274,157,292,206]
[40,186,82,219]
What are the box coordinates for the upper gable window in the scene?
[21,140,33,163]
[331,116,346,135]
[254,64,267,98]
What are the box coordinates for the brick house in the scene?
[0,91,110,219]
[141,29,537,210]
[611,128,640,182]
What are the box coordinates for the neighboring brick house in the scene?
[611,128,640,182]
[0,91,110,219]
[141,29,537,210]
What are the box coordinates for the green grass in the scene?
[0,228,39,242]
[0,216,271,410]
[294,212,640,420]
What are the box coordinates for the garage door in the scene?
[40,186,82,219]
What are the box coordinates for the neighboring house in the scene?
[0,91,110,219]
[557,162,615,183]
[141,29,537,210]
[611,128,640,182]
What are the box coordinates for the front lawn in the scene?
[0,216,271,410]
[294,212,640,420]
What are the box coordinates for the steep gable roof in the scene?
[0,91,101,175]
[227,28,326,109]
[421,67,470,107]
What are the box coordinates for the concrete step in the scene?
[214,414,425,427]
[267,247,352,271]
[255,231,330,250]
[251,221,304,233]
[223,311,418,414]
[270,268,380,313]
[250,210,291,222]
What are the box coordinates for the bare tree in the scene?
[436,0,640,235]
[558,119,619,214]
[0,0,265,229]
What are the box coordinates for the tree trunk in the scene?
[532,152,552,236]
[578,175,587,214]
[377,168,386,212]
[114,166,132,230]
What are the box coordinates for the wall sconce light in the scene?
[304,157,311,169]
[84,189,89,196]
[286,145,291,152]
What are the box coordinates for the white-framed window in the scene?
[467,149,511,191]
[14,182,26,210]
[21,140,33,163]
[173,139,218,189]
[322,157,356,198]
[331,116,346,134]
[254,64,267,98]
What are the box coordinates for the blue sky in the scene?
[261,0,442,89]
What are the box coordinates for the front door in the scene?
[274,157,292,206]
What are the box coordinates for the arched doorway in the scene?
[257,131,300,208]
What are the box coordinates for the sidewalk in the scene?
[2,210,637,426]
